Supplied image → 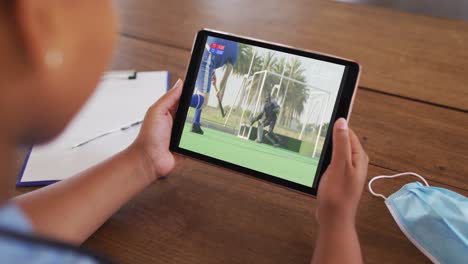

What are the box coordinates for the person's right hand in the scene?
[130,79,183,181]
[316,118,369,227]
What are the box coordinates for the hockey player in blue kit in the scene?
[190,37,238,134]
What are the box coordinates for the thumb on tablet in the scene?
[153,79,183,115]
[331,118,352,167]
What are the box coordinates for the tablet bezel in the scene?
[170,29,360,196]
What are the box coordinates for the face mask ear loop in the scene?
[368,176,389,200]
[368,172,430,200]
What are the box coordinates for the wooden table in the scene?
[18,0,468,263]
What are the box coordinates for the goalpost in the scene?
[224,69,330,159]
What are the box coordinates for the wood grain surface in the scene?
[14,1,468,263]
[115,0,468,111]
[78,158,466,264]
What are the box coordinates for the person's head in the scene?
[0,1,117,145]
[0,1,117,199]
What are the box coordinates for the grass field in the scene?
[187,107,326,149]
[179,123,318,186]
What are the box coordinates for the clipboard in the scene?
[17,71,170,187]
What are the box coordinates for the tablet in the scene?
[170,29,360,195]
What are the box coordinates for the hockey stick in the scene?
[212,81,226,117]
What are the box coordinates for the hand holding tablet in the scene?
[170,29,361,195]
[316,118,369,224]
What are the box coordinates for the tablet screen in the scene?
[179,35,347,188]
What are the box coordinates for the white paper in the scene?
[20,71,169,183]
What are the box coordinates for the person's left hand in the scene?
[315,118,369,227]
[130,79,183,180]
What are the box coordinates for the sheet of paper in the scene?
[20,71,169,184]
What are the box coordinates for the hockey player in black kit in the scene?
[250,94,282,147]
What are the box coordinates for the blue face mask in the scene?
[368,172,468,264]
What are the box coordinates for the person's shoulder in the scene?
[0,204,33,233]
[0,229,109,264]
[0,204,110,263]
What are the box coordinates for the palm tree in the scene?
[248,51,278,108]
[275,57,309,128]
[218,44,262,101]
[216,46,310,132]
[234,53,309,129]
[233,44,262,76]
